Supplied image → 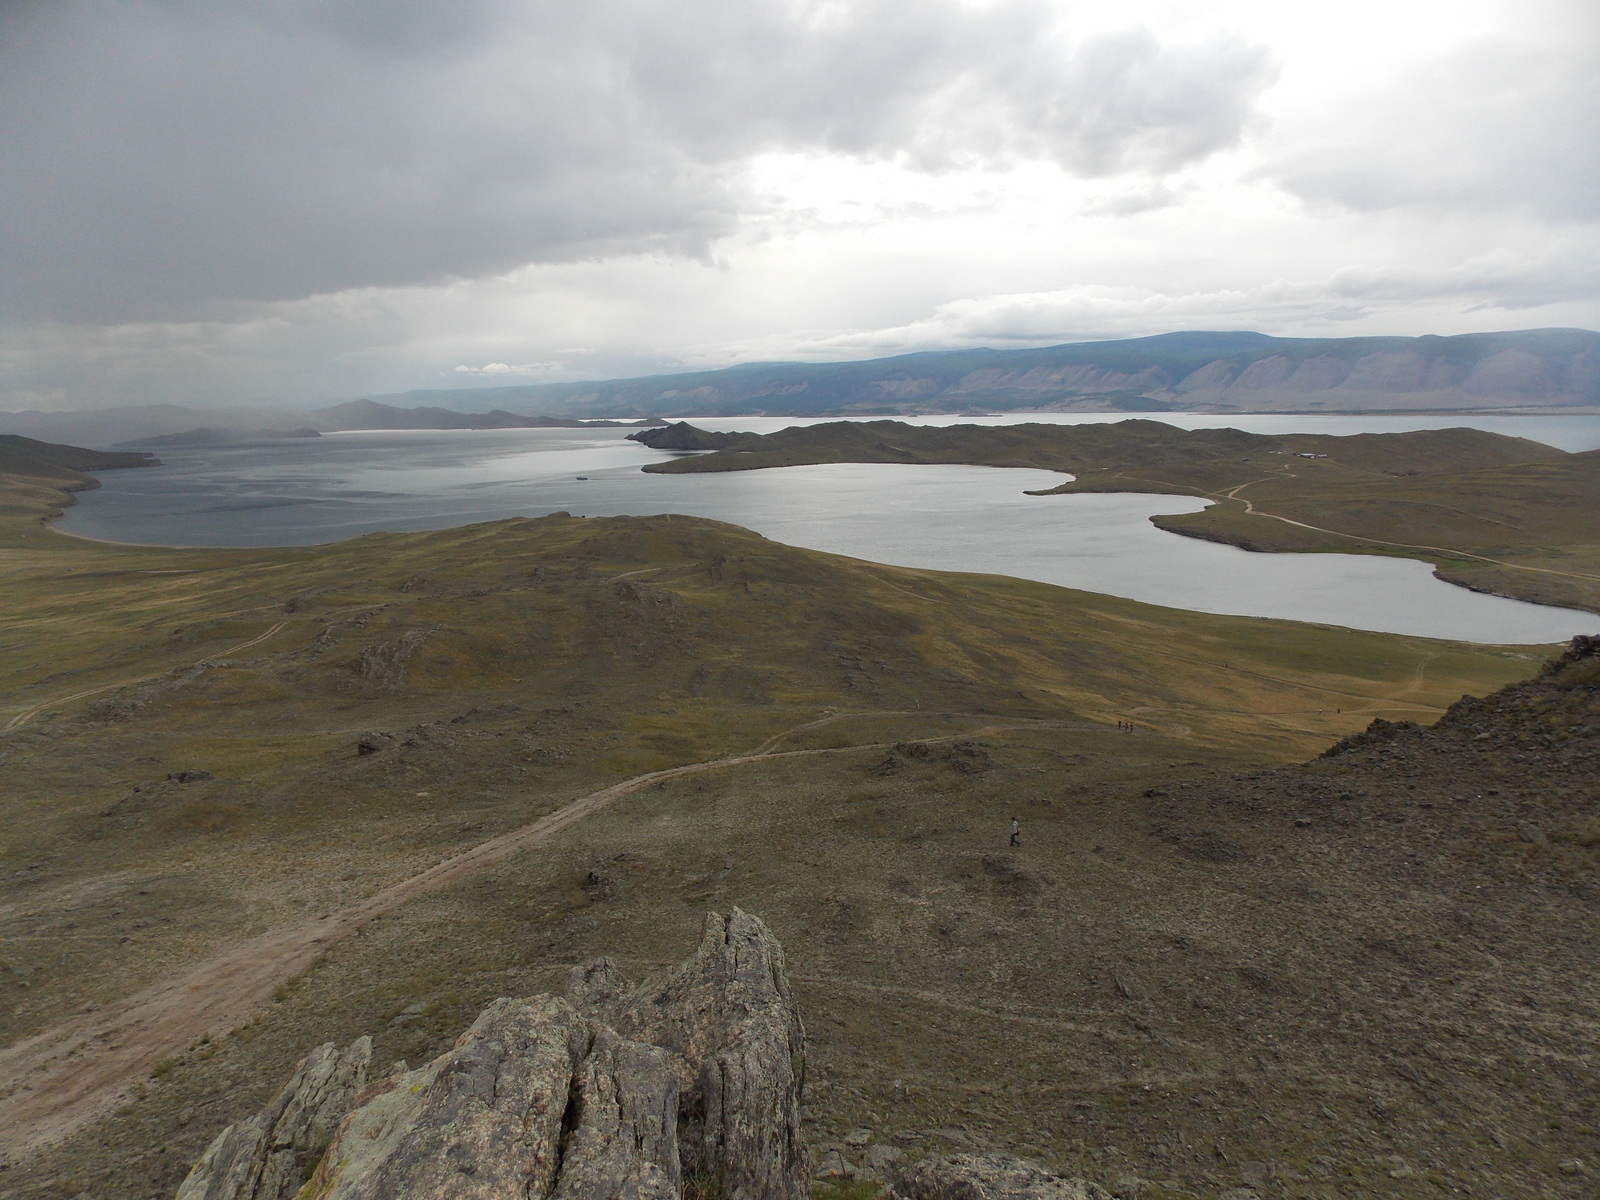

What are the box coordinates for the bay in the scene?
[56,419,1600,645]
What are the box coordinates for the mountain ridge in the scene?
[4,329,1599,450]
[369,327,1600,418]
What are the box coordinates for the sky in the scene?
[2,0,1597,410]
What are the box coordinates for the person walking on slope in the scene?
[1009,816,1021,847]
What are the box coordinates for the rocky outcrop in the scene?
[301,995,596,1199]
[594,909,809,1200]
[102,769,217,823]
[892,1154,1112,1200]
[176,910,805,1200]
[176,1036,372,1200]
[355,628,437,691]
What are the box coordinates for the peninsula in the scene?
[635,419,1600,614]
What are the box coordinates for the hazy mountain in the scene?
[0,400,658,450]
[306,398,655,431]
[3,330,1596,450]
[371,328,1600,418]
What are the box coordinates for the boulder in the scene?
[893,1154,1113,1200]
[814,1151,852,1180]
[355,733,393,756]
[866,1144,904,1173]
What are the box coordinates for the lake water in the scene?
[57,416,1600,645]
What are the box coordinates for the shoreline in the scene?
[45,481,1596,648]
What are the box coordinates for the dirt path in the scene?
[1221,475,1600,585]
[0,713,1081,1161]
[1,622,288,732]
[1079,468,1600,589]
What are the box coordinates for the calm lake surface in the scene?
[58,415,1600,645]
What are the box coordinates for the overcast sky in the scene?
[2,0,1597,410]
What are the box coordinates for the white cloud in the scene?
[698,244,1600,360]
[452,362,565,378]
[1081,182,1184,217]
[1268,1,1600,219]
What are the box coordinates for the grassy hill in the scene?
[641,419,1600,614]
[0,448,1589,1199]
[0,435,156,535]
[0,436,154,478]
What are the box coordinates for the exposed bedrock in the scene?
[175,910,808,1200]
[175,1035,372,1200]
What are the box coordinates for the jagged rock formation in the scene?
[585,908,809,1200]
[176,1036,372,1200]
[892,1155,1112,1200]
[175,910,807,1200]
[355,628,437,692]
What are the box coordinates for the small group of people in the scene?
[1116,719,1136,732]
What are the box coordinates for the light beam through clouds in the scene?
[0,0,1595,409]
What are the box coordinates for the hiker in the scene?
[1009,816,1021,846]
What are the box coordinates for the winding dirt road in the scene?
[0,714,1072,1162]
[1221,474,1600,585]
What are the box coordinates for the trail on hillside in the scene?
[1221,474,1600,585]
[1081,468,1600,589]
[1,622,287,732]
[0,714,1083,1161]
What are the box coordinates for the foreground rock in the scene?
[176,910,806,1200]
[595,906,808,1200]
[176,1037,372,1200]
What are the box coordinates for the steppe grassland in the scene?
[0,462,1565,1200]
[1,463,1546,1018]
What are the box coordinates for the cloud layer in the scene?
[1269,2,1600,220]
[1,0,1596,411]
[0,0,1273,323]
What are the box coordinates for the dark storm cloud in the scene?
[0,0,1275,323]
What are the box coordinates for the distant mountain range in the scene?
[369,328,1600,419]
[2,329,1596,449]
